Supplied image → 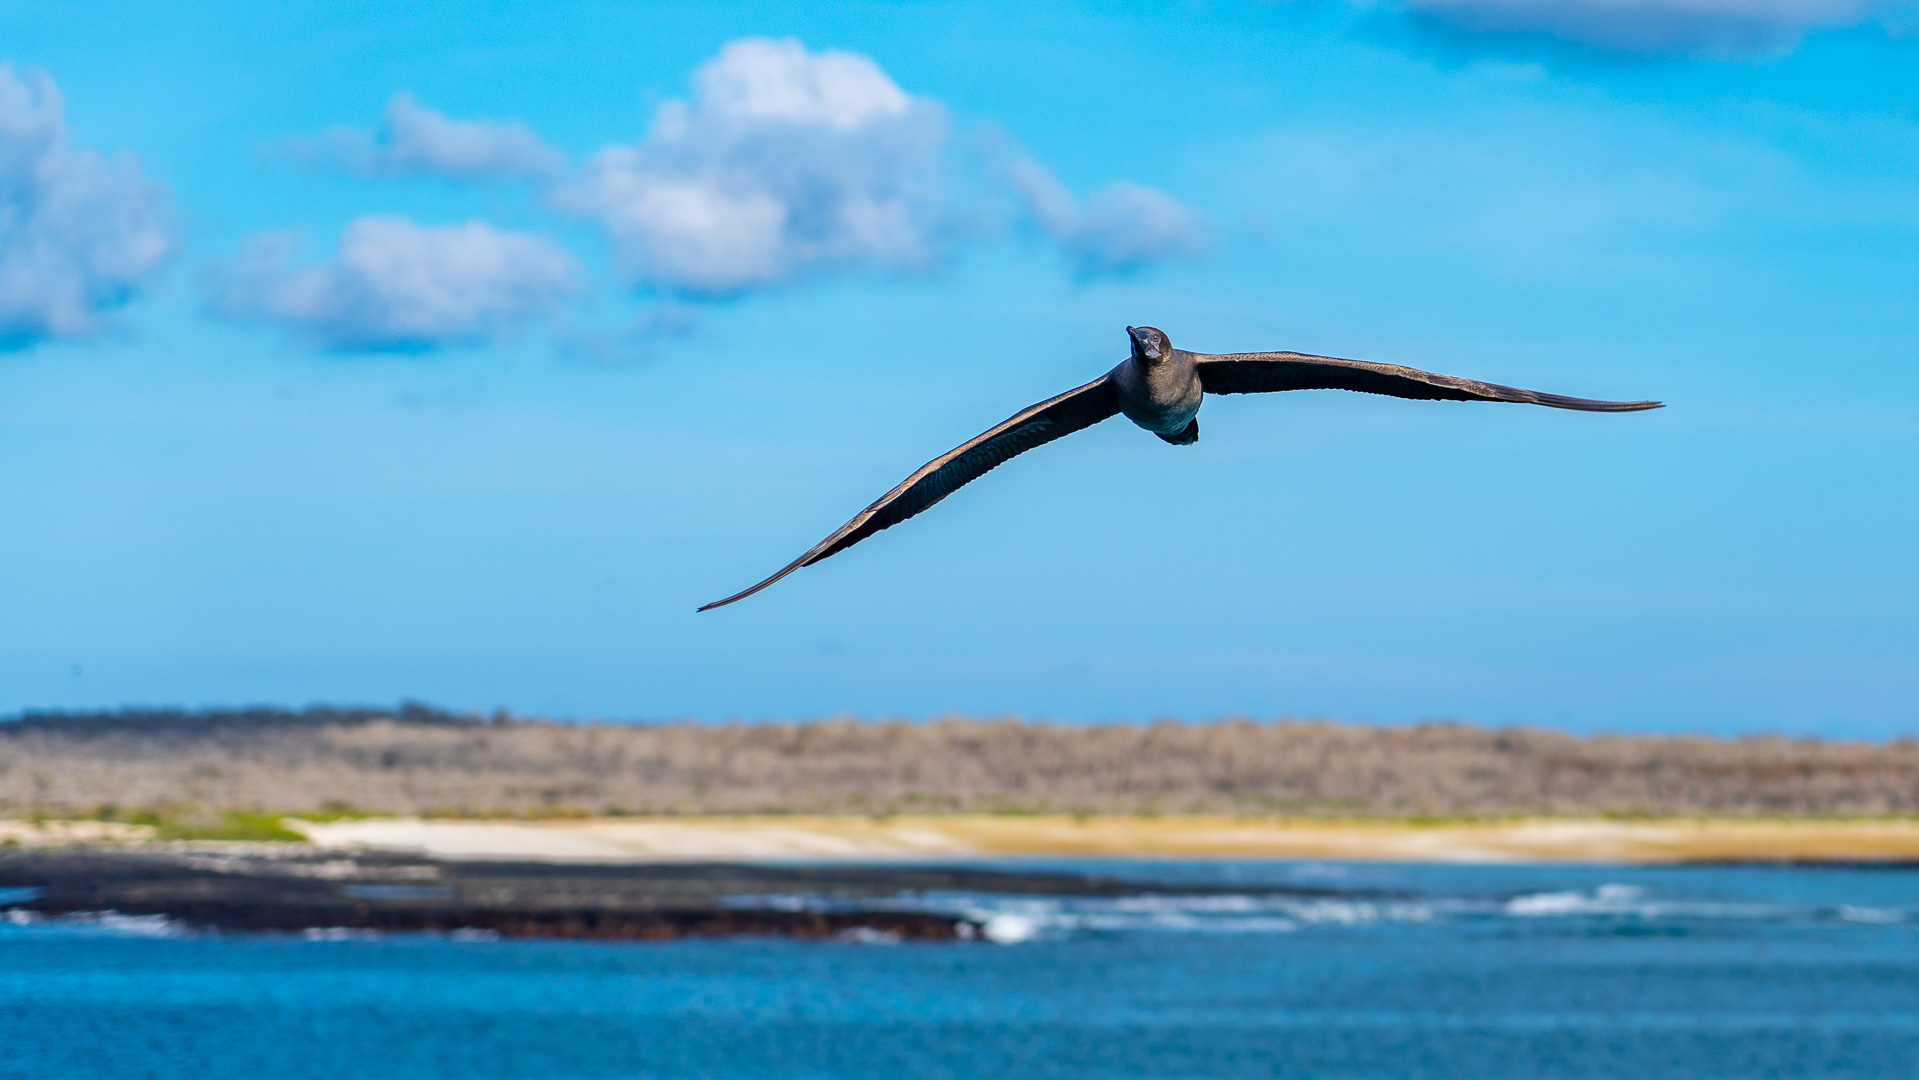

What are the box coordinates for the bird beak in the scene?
[1127,326,1160,359]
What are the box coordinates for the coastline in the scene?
[9,815,1919,942]
[13,814,1919,864]
[285,814,1919,863]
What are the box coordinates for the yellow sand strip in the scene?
[285,815,1919,864]
[0,820,156,846]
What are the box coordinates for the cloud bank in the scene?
[0,66,173,348]
[297,93,563,181]
[234,38,1206,353]
[554,37,1206,294]
[556,37,949,295]
[1394,0,1914,56]
[209,216,579,350]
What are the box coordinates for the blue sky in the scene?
[1,0,1915,733]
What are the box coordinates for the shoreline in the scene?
[255,814,1919,864]
[13,814,1919,864]
[7,819,1918,944]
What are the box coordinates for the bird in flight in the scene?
[699,326,1661,610]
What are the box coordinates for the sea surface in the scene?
[4,860,1918,1079]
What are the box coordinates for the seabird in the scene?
[699,326,1661,610]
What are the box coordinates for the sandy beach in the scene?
[10,814,1919,863]
[0,819,156,845]
[274,814,1919,864]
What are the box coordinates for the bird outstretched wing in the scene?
[1193,351,1662,412]
[699,375,1122,611]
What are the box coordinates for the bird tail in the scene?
[1155,418,1199,446]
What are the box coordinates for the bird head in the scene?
[1127,325,1171,364]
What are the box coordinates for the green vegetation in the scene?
[153,811,305,842]
[293,802,378,823]
[71,803,306,841]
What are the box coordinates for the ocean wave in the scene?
[834,926,904,945]
[868,892,1455,941]
[707,880,1919,945]
[1503,883,1785,921]
[298,926,501,943]
[0,909,188,938]
[301,926,384,941]
[1835,905,1905,925]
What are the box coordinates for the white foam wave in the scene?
[834,926,903,945]
[1504,883,1783,920]
[0,909,188,938]
[732,880,1917,944]
[298,925,501,943]
[980,913,1041,944]
[1836,905,1904,925]
[302,926,382,941]
[894,892,1453,942]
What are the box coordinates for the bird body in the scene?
[1112,326,1204,443]
[698,325,1661,611]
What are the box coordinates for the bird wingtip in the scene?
[1549,395,1665,412]
[697,576,782,611]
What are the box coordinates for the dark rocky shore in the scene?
[0,849,979,941]
[0,847,1356,942]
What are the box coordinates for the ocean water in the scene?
[4,860,1918,1079]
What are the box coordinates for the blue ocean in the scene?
[4,860,1917,1079]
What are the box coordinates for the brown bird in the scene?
[699,326,1661,610]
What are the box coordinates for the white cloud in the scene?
[209,216,580,349]
[281,40,1204,306]
[0,65,173,347]
[1396,0,1914,56]
[298,93,562,181]
[556,37,947,295]
[1007,158,1206,278]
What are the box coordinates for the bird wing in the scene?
[699,374,1122,611]
[1193,350,1662,412]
